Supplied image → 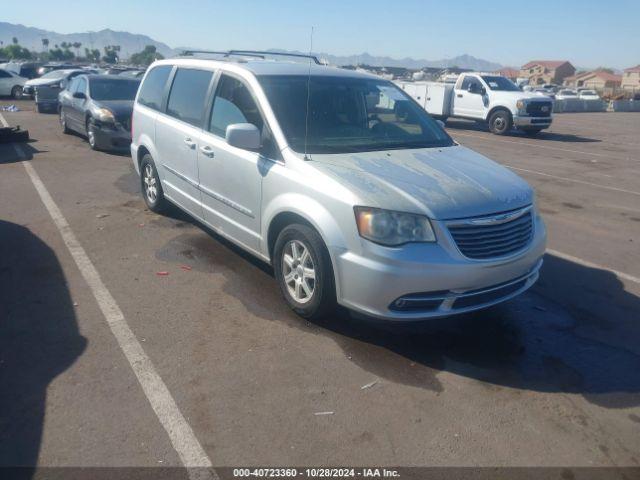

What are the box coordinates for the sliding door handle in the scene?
[200,146,215,158]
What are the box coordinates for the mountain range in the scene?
[0,22,502,70]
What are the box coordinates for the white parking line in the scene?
[451,131,620,159]
[547,249,640,285]
[4,119,216,478]
[0,114,8,127]
[505,165,640,197]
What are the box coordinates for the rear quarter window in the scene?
[137,65,172,111]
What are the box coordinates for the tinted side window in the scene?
[0,70,11,78]
[461,76,481,91]
[209,74,264,136]
[166,68,213,127]
[138,65,172,111]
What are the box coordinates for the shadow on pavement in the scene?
[0,221,87,473]
[0,141,46,164]
[154,216,640,408]
[445,119,601,143]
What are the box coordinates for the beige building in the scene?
[564,70,622,91]
[520,60,576,85]
[621,65,640,91]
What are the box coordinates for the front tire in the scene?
[274,224,336,320]
[11,85,23,99]
[86,118,98,150]
[488,109,512,135]
[59,109,70,134]
[140,154,167,213]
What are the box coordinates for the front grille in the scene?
[526,101,552,117]
[448,209,533,260]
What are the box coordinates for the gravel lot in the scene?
[1,100,639,474]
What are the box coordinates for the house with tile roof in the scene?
[564,70,622,91]
[519,60,576,85]
[621,65,640,92]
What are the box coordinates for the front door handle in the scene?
[200,146,215,158]
[184,138,196,148]
[456,94,463,98]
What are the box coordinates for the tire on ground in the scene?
[488,109,513,135]
[273,223,337,320]
[140,153,168,213]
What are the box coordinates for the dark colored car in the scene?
[58,74,140,152]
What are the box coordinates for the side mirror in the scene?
[480,86,487,95]
[73,91,86,99]
[225,123,261,151]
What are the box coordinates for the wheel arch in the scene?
[262,194,348,298]
[486,105,513,122]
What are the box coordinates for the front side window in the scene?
[166,68,213,127]
[66,78,79,93]
[0,70,11,78]
[137,65,172,111]
[75,77,87,94]
[258,75,452,154]
[209,74,264,136]
[461,76,482,91]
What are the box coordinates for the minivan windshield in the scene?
[480,76,521,91]
[258,75,453,154]
[90,78,141,101]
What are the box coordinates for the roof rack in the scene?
[179,49,321,65]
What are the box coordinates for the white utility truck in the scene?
[396,73,553,135]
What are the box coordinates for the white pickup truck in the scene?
[396,73,553,135]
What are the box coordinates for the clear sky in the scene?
[3,0,639,69]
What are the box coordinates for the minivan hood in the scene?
[310,145,533,220]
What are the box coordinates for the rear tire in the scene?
[36,103,44,113]
[488,109,512,135]
[11,85,23,99]
[140,154,168,213]
[273,224,336,320]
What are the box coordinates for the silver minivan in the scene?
[131,53,546,321]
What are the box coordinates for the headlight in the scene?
[354,207,436,246]
[516,100,526,110]
[96,108,115,122]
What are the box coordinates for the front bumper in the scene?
[93,123,132,151]
[332,214,547,320]
[513,114,553,129]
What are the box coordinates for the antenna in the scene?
[303,27,314,161]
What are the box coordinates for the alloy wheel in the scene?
[143,164,158,203]
[282,240,316,304]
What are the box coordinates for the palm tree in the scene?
[12,37,18,45]
[42,38,49,51]
[73,42,82,57]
